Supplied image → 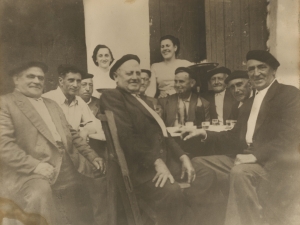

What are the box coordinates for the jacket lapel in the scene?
[165,94,178,126]
[254,81,279,135]
[187,93,197,122]
[43,98,68,148]
[12,91,57,147]
[223,89,235,122]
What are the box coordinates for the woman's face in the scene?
[96,48,112,69]
[160,39,177,60]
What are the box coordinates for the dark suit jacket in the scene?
[88,96,100,116]
[203,89,237,124]
[99,87,185,185]
[206,81,300,165]
[0,90,98,193]
[159,93,210,127]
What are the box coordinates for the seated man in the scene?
[43,64,105,141]
[0,61,105,225]
[159,66,210,127]
[100,54,196,225]
[225,70,254,119]
[181,50,300,225]
[203,66,237,124]
[78,73,100,116]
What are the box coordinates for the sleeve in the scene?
[145,64,157,97]
[0,97,40,174]
[100,91,161,168]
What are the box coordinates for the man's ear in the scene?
[58,76,63,86]
[190,79,196,88]
[113,72,118,82]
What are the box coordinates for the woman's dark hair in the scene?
[92,45,114,66]
[160,35,180,56]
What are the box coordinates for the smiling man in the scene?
[100,54,196,225]
[181,50,300,225]
[0,61,105,225]
[204,67,237,124]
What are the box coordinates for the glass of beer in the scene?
[202,121,210,130]
[212,119,219,126]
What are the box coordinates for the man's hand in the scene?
[33,162,54,179]
[152,158,174,188]
[180,127,207,141]
[234,154,257,166]
[92,157,106,174]
[158,92,168,98]
[180,155,196,183]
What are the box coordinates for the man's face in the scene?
[59,72,82,98]
[247,59,276,91]
[139,72,150,94]
[228,78,252,102]
[13,67,45,98]
[174,72,195,95]
[209,73,227,93]
[96,48,112,69]
[114,60,141,93]
[79,78,93,102]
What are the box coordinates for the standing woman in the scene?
[146,35,193,98]
[91,44,116,98]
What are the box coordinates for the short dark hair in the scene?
[160,35,180,56]
[8,61,48,77]
[92,45,114,66]
[57,64,84,78]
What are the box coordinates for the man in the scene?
[159,67,210,127]
[0,62,105,225]
[78,73,100,116]
[100,54,196,225]
[44,66,107,225]
[203,66,237,124]
[43,65,105,141]
[225,70,254,119]
[181,50,300,225]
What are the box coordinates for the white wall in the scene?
[83,0,150,73]
[268,0,299,88]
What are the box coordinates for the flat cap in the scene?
[8,61,48,76]
[109,54,140,80]
[246,50,280,69]
[82,73,94,80]
[225,70,249,84]
[57,64,91,80]
[175,67,196,79]
[141,69,151,78]
[207,66,231,79]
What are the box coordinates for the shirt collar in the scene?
[178,93,192,102]
[215,89,226,96]
[86,97,92,105]
[56,87,78,105]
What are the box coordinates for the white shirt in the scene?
[175,94,192,126]
[27,97,62,142]
[246,79,276,144]
[214,89,226,123]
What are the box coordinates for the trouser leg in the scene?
[135,180,196,225]
[224,163,267,225]
[17,178,60,225]
[184,155,234,225]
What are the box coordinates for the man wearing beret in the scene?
[226,70,255,119]
[181,50,300,225]
[100,54,196,225]
[0,62,105,225]
[203,66,237,125]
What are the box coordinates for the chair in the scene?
[97,110,157,225]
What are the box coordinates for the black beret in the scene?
[207,66,231,79]
[57,64,91,79]
[246,50,280,69]
[8,61,48,76]
[225,70,249,84]
[82,73,94,80]
[175,67,196,79]
[141,69,151,78]
[109,54,140,80]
